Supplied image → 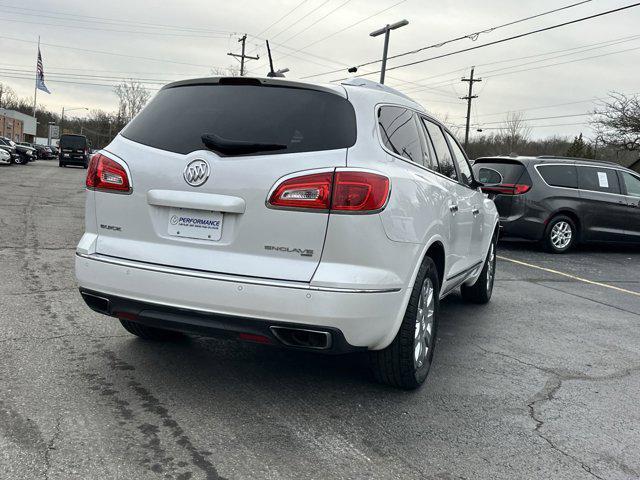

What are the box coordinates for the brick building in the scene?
[0,109,37,142]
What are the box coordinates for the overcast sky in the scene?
[1,0,639,139]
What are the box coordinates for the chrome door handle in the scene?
[472,207,480,216]
[449,204,459,213]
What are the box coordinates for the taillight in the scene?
[268,170,390,213]
[86,153,131,193]
[268,172,333,210]
[482,183,531,195]
[332,171,390,212]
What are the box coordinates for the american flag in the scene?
[36,47,51,94]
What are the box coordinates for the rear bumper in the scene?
[60,155,87,164]
[499,215,546,241]
[75,253,406,350]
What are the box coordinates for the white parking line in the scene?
[497,255,640,298]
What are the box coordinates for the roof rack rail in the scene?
[341,77,415,102]
[537,155,619,166]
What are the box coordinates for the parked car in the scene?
[76,77,499,389]
[27,143,51,159]
[0,137,34,164]
[0,147,11,165]
[473,156,640,253]
[0,142,17,164]
[59,134,90,168]
[49,145,59,156]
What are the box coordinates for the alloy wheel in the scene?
[551,221,572,249]
[414,277,435,370]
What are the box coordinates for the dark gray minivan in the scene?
[473,156,640,253]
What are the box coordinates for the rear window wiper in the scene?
[201,133,287,156]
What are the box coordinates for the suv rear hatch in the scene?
[472,158,532,218]
[60,134,88,159]
[93,78,356,282]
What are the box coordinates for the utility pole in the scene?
[227,34,259,76]
[461,67,482,149]
[370,20,408,85]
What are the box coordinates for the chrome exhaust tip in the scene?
[269,326,332,350]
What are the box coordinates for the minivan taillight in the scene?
[482,183,531,195]
[86,153,131,193]
[268,170,390,213]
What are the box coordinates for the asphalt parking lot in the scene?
[1,160,639,480]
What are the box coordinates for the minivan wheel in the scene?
[369,257,439,390]
[119,319,184,341]
[461,237,497,304]
[544,215,576,254]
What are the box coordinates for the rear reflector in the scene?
[482,183,531,195]
[238,333,273,344]
[268,170,390,213]
[86,153,131,193]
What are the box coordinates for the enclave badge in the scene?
[183,159,210,187]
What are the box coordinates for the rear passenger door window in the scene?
[621,171,640,198]
[378,106,423,164]
[421,119,458,181]
[537,164,578,189]
[577,167,621,194]
[444,131,474,187]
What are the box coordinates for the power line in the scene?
[330,2,640,80]
[303,0,594,79]
[0,35,214,68]
[0,2,235,35]
[400,33,640,95]
[0,15,235,39]
[255,0,313,37]
[270,0,333,42]
[247,0,408,75]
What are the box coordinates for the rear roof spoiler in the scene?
[162,77,346,97]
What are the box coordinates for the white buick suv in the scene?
[76,77,499,389]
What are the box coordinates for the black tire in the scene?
[461,236,497,304]
[544,215,577,254]
[119,319,184,341]
[369,257,440,390]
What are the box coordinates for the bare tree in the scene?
[210,65,240,77]
[592,92,640,151]
[500,111,531,154]
[0,83,18,109]
[114,80,150,124]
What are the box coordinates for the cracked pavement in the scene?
[0,161,639,479]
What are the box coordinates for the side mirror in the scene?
[475,167,503,187]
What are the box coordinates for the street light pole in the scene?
[370,20,408,85]
[60,106,88,135]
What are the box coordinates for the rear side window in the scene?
[444,131,473,186]
[577,166,621,194]
[378,106,422,164]
[621,171,640,197]
[537,164,578,189]
[421,119,458,181]
[472,160,526,185]
[122,84,356,155]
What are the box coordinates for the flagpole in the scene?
[32,36,39,117]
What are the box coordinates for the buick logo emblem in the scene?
[183,159,210,187]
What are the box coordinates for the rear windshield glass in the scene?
[537,164,578,188]
[122,84,357,155]
[60,135,87,149]
[472,160,526,184]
